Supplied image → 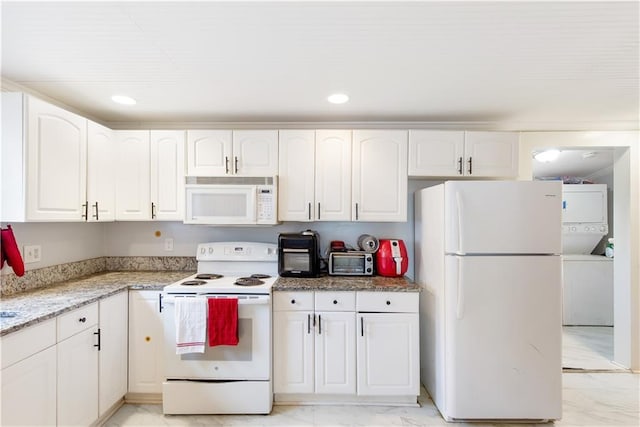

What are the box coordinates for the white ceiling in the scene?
[1,1,638,129]
[531,148,614,179]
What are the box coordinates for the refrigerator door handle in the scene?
[456,258,465,319]
[455,190,465,254]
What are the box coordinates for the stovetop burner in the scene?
[235,277,265,286]
[249,273,271,279]
[181,280,207,286]
[195,273,224,280]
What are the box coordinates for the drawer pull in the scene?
[333,300,338,304]
[386,301,391,305]
[79,317,87,323]
[291,299,296,305]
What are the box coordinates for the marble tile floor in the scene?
[104,373,639,427]
[562,326,624,371]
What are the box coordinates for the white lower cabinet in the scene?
[99,291,129,416]
[0,319,57,426]
[356,292,420,397]
[273,291,356,395]
[56,302,100,426]
[274,290,418,403]
[128,290,165,394]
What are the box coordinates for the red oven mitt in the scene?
[1,225,25,276]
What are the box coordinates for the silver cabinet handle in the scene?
[81,201,88,220]
[318,203,321,220]
[307,314,311,334]
[355,203,359,220]
[94,328,101,350]
[234,156,239,174]
[225,156,230,174]
[151,202,156,219]
[318,314,322,335]
[458,157,463,175]
[360,317,364,337]
[468,157,473,174]
[308,203,311,220]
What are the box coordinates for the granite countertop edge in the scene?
[1,272,418,336]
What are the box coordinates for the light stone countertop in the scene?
[0,271,418,337]
[273,275,420,292]
[0,271,193,337]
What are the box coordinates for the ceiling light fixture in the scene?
[534,149,560,163]
[327,93,349,104]
[111,95,137,105]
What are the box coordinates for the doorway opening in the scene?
[532,147,628,371]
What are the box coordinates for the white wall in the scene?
[102,179,442,280]
[0,222,106,272]
[518,131,639,371]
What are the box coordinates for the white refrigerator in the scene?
[415,181,562,422]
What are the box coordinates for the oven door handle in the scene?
[162,294,271,305]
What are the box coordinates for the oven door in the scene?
[162,293,271,380]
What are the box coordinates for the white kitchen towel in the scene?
[174,296,207,354]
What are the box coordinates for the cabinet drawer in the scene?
[356,292,418,313]
[0,318,56,370]
[57,302,98,341]
[315,291,356,312]
[273,291,313,311]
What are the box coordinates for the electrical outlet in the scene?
[23,245,42,263]
[164,238,174,251]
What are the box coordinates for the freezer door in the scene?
[443,255,562,421]
[444,181,562,255]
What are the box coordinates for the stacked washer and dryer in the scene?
[561,184,613,326]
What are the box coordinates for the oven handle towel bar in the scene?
[163,293,271,305]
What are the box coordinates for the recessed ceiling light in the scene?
[111,95,136,105]
[534,149,560,163]
[327,93,349,104]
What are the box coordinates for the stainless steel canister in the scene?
[357,234,379,253]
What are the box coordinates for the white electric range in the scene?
[162,241,278,415]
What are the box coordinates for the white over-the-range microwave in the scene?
[184,176,277,225]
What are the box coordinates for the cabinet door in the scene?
[26,95,87,221]
[98,291,128,417]
[464,131,519,177]
[315,311,356,394]
[57,327,99,426]
[352,130,408,222]
[278,130,316,221]
[115,130,151,220]
[315,130,352,221]
[357,313,419,396]
[0,346,57,426]
[232,130,278,176]
[128,291,164,394]
[87,120,115,222]
[273,310,314,394]
[186,130,232,176]
[150,130,185,220]
[408,130,465,177]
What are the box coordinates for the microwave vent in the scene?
[185,176,276,185]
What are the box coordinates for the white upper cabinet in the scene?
[233,130,278,176]
[26,96,88,221]
[186,130,232,176]
[0,94,89,222]
[278,130,316,221]
[464,131,519,177]
[116,130,185,221]
[150,130,185,220]
[115,131,151,221]
[87,121,115,222]
[352,130,408,222]
[186,130,277,176]
[315,130,352,221]
[408,130,519,178]
[408,130,465,177]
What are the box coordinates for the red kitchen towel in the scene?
[208,298,239,346]
[1,225,24,277]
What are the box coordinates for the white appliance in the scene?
[562,184,608,254]
[162,242,278,415]
[415,181,562,422]
[184,176,277,225]
[561,184,613,326]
